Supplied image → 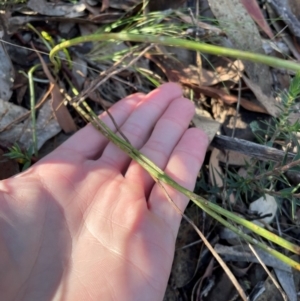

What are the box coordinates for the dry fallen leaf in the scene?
[19,100,62,150]
[208,0,273,96]
[193,108,220,143]
[50,83,77,134]
[0,98,61,150]
[27,0,86,17]
[146,48,244,87]
[72,57,88,90]
[0,40,14,102]
[241,0,274,39]
[34,46,77,133]
[209,148,236,203]
[193,85,269,114]
[209,148,224,188]
[243,75,281,117]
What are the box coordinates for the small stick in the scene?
[211,135,295,162]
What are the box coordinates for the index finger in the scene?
[57,93,145,160]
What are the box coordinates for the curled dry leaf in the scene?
[229,262,253,278]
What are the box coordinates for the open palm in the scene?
[0,83,208,301]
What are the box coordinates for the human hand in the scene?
[0,83,208,301]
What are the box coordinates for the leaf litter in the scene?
[1,0,300,300]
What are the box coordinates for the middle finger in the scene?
[98,83,182,171]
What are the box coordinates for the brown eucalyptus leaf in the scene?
[208,0,272,96]
[241,0,274,38]
[34,46,77,134]
[194,85,268,114]
[50,83,77,134]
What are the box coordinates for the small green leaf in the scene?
[22,161,31,171]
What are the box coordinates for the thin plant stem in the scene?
[50,33,300,72]
[27,64,41,157]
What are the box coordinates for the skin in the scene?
[0,83,208,301]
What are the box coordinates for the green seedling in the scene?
[4,143,34,171]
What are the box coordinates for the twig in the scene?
[254,158,300,181]
[211,135,295,162]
